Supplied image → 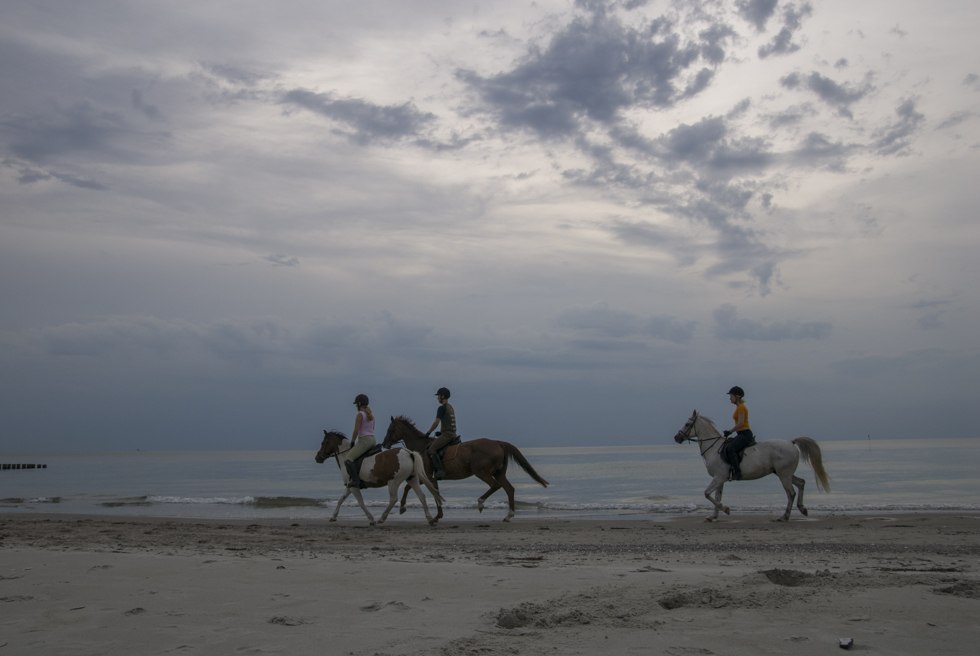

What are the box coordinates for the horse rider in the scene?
[345,393,377,488]
[722,386,755,480]
[424,386,458,479]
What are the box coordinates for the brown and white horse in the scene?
[673,411,831,521]
[383,416,549,523]
[314,430,443,526]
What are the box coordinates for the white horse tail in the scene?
[410,451,445,504]
[793,436,831,493]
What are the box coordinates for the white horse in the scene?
[314,430,444,526]
[673,411,831,521]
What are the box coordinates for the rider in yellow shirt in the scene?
[723,386,755,480]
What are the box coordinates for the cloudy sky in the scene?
[2,0,978,453]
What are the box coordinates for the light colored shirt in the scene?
[355,411,375,438]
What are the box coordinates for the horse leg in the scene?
[398,483,411,515]
[777,472,796,521]
[498,475,517,523]
[350,488,376,526]
[471,467,508,518]
[378,480,400,524]
[793,475,807,516]
[407,478,437,526]
[329,488,350,522]
[703,476,729,521]
[433,481,443,521]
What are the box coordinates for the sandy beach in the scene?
[2,512,979,655]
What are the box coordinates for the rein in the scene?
[680,418,726,458]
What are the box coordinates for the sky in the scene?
[1,0,978,453]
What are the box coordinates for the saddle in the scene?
[347,444,383,489]
[434,435,462,458]
[720,436,756,466]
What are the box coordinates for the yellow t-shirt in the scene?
[732,403,750,432]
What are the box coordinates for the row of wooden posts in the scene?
[0,463,47,470]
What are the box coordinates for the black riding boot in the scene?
[346,460,361,488]
[429,451,446,480]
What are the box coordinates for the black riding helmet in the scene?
[435,387,451,399]
[353,393,370,406]
[727,386,745,398]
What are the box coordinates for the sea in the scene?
[2,438,979,522]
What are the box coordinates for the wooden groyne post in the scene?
[1,463,47,470]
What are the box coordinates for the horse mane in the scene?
[324,429,349,439]
[392,415,416,426]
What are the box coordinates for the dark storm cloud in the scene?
[281,89,436,145]
[736,0,779,32]
[5,100,133,163]
[757,1,812,58]
[457,7,733,139]
[654,116,773,173]
[555,303,696,344]
[872,98,924,156]
[780,70,874,119]
[713,303,831,341]
[791,131,853,169]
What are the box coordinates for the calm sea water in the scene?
[2,438,978,522]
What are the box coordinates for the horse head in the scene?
[315,430,347,463]
[382,415,419,448]
[674,410,700,444]
[382,417,401,448]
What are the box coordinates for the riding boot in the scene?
[345,460,361,488]
[430,451,446,480]
[731,463,742,481]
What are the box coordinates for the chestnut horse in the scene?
[673,411,831,521]
[383,416,549,522]
[314,430,443,526]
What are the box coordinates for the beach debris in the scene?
[124,607,147,615]
[268,615,307,626]
[838,637,854,649]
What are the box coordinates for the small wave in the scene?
[253,496,324,509]
[1,496,62,505]
[100,496,152,508]
[148,495,257,506]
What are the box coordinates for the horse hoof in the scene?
[723,507,731,515]
[705,517,715,522]
[800,508,809,516]
[329,517,337,523]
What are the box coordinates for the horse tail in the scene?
[410,451,444,504]
[793,436,831,493]
[501,442,549,488]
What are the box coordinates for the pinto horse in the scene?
[383,416,549,522]
[314,430,443,526]
[673,411,831,521]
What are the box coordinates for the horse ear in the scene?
[323,429,328,436]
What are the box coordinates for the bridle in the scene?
[676,414,726,459]
[317,433,354,465]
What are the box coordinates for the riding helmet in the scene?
[727,386,745,398]
[353,393,370,406]
[435,387,451,399]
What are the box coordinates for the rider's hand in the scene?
[723,430,732,437]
